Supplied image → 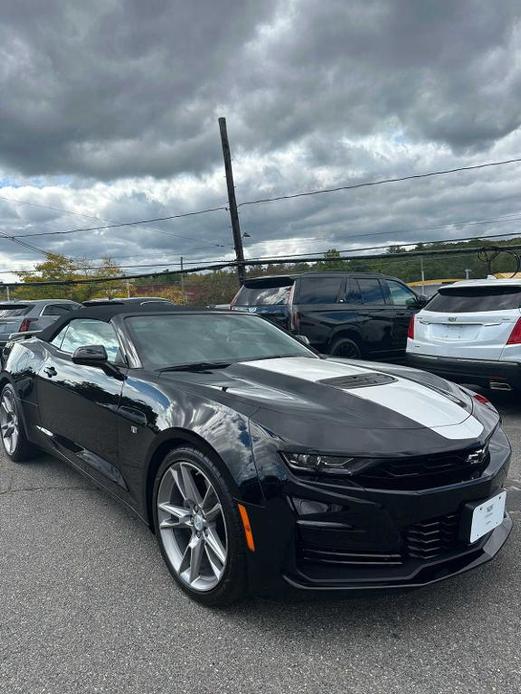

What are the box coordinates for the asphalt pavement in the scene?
[0,391,520,694]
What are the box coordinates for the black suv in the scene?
[231,272,427,359]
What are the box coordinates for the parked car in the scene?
[231,272,427,360]
[0,299,81,347]
[83,297,174,306]
[1,304,511,605]
[407,279,521,392]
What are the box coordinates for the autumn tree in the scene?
[14,253,123,302]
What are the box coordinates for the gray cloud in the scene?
[1,0,521,278]
[1,0,521,179]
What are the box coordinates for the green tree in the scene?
[14,253,122,302]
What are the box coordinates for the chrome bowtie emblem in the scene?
[466,448,485,465]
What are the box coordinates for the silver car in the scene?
[0,299,81,346]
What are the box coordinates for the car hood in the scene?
[161,356,497,456]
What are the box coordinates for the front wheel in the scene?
[153,447,248,606]
[0,383,35,462]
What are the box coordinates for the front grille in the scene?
[297,512,468,569]
[405,513,461,560]
[301,547,403,567]
[354,448,489,490]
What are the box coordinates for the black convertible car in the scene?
[0,304,512,605]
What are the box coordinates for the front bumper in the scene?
[246,425,512,595]
[283,515,512,592]
[406,353,521,391]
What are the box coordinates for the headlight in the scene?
[281,452,374,475]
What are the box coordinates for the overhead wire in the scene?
[1,155,520,241]
[9,206,228,239]
[0,194,230,248]
[237,156,521,207]
[1,154,521,273]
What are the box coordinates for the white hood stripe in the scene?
[242,357,483,440]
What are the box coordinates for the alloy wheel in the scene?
[157,461,228,592]
[334,340,360,359]
[0,389,19,456]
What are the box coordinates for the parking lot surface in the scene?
[1,392,520,694]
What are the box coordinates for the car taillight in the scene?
[473,392,490,406]
[407,316,415,339]
[506,317,521,344]
[19,318,33,332]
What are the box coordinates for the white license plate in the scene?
[432,325,479,341]
[469,491,506,543]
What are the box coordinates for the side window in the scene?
[50,325,69,350]
[344,279,362,304]
[357,279,386,304]
[56,319,121,362]
[297,277,343,304]
[386,280,418,306]
[42,304,74,316]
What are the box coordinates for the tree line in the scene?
[5,237,521,305]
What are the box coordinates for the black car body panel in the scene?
[1,305,511,596]
[231,272,426,359]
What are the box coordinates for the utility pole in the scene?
[419,256,425,288]
[218,117,246,285]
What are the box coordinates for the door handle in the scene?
[118,406,148,426]
[43,366,57,378]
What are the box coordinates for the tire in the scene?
[0,383,35,462]
[152,446,248,607]
[330,336,362,359]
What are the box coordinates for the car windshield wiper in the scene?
[159,361,233,372]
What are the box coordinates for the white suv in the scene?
[407,279,521,392]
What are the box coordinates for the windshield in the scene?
[126,313,316,369]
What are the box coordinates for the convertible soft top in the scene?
[38,303,213,343]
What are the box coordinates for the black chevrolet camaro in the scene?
[0,304,512,605]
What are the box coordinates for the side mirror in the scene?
[296,334,311,346]
[72,344,108,365]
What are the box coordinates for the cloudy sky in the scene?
[1,0,521,281]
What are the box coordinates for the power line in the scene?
[9,205,228,239]
[7,241,521,288]
[4,206,521,275]
[6,228,521,282]
[0,228,55,258]
[237,156,521,208]
[239,228,521,262]
[4,156,521,243]
[326,210,521,244]
[4,224,521,277]
[76,208,521,264]
[0,192,230,248]
[0,195,111,220]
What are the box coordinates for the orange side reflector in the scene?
[237,503,255,552]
